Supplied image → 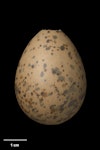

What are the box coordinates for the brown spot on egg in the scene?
[53,116,58,119]
[43,63,47,68]
[36,61,38,63]
[18,69,22,73]
[70,64,75,70]
[59,101,67,113]
[35,83,39,86]
[62,69,64,72]
[23,81,26,86]
[47,30,50,33]
[48,92,53,96]
[44,69,47,72]
[23,94,26,97]
[46,39,51,43]
[20,75,23,79]
[31,92,33,96]
[68,51,73,59]
[45,36,48,39]
[50,105,56,113]
[63,89,68,96]
[35,87,40,91]
[51,67,61,75]
[40,72,44,77]
[62,83,68,88]
[60,45,65,51]
[57,76,65,82]
[37,38,40,41]
[32,108,38,112]
[39,98,43,103]
[66,74,69,77]
[46,46,51,50]
[31,64,34,68]
[32,56,35,59]
[42,59,45,62]
[39,98,44,107]
[41,91,48,97]
[52,35,57,39]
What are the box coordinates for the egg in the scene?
[15,29,87,125]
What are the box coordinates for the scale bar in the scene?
[3,139,27,141]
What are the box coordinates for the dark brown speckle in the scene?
[47,30,50,33]
[60,45,65,51]
[46,39,51,43]
[18,69,22,73]
[45,36,48,39]
[23,94,26,97]
[52,67,61,75]
[68,52,73,59]
[37,38,40,41]
[41,91,48,97]
[31,64,34,68]
[32,56,35,59]
[31,92,33,96]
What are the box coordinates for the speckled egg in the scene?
[15,29,87,125]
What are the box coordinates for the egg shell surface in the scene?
[15,29,87,125]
